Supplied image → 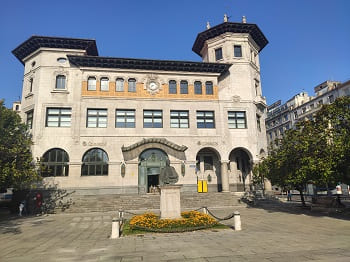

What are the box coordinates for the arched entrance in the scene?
[196,147,222,192]
[229,148,252,191]
[138,149,168,194]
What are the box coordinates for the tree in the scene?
[0,100,41,190]
[254,96,350,206]
[314,96,350,185]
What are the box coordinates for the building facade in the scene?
[13,18,269,195]
[266,80,350,146]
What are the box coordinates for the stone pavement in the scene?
[0,202,350,262]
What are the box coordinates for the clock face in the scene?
[149,81,158,90]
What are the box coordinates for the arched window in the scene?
[169,80,177,94]
[180,80,188,94]
[116,78,124,92]
[88,77,96,91]
[100,77,109,91]
[41,148,69,177]
[205,81,213,95]
[194,81,202,95]
[128,78,136,92]
[55,75,66,89]
[81,148,108,176]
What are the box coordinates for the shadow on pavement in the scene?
[0,207,23,234]
[242,196,350,221]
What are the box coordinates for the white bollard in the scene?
[111,218,121,239]
[234,211,241,231]
[203,207,208,215]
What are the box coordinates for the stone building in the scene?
[266,80,350,146]
[12,17,269,195]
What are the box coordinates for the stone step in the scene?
[52,192,245,213]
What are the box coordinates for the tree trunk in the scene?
[299,189,306,207]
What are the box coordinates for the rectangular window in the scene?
[215,48,223,61]
[329,95,334,103]
[116,109,135,128]
[55,75,66,89]
[234,45,242,57]
[284,114,288,121]
[116,78,124,92]
[194,81,202,94]
[143,110,163,128]
[87,109,107,128]
[205,81,213,95]
[170,110,189,128]
[318,100,323,107]
[100,78,109,91]
[197,111,215,128]
[180,81,188,94]
[310,104,314,109]
[228,111,247,129]
[294,111,298,119]
[46,108,71,127]
[256,115,261,132]
[26,110,33,129]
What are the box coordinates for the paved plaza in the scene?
[1,201,350,262]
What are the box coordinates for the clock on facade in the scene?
[149,81,158,91]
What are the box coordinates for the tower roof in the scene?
[12,36,99,64]
[192,22,268,56]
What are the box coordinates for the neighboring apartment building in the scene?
[266,80,350,146]
[12,17,269,195]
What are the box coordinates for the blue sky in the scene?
[1,0,349,107]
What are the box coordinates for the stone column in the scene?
[221,160,230,192]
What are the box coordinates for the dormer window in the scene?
[55,75,66,89]
[234,45,242,57]
[215,48,223,61]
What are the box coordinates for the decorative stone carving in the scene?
[232,95,241,103]
[143,74,162,95]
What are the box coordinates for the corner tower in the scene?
[192,16,268,101]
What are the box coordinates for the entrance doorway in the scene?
[138,149,167,194]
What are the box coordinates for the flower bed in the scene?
[128,211,218,233]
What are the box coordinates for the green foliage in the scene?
[255,96,350,204]
[0,100,41,190]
